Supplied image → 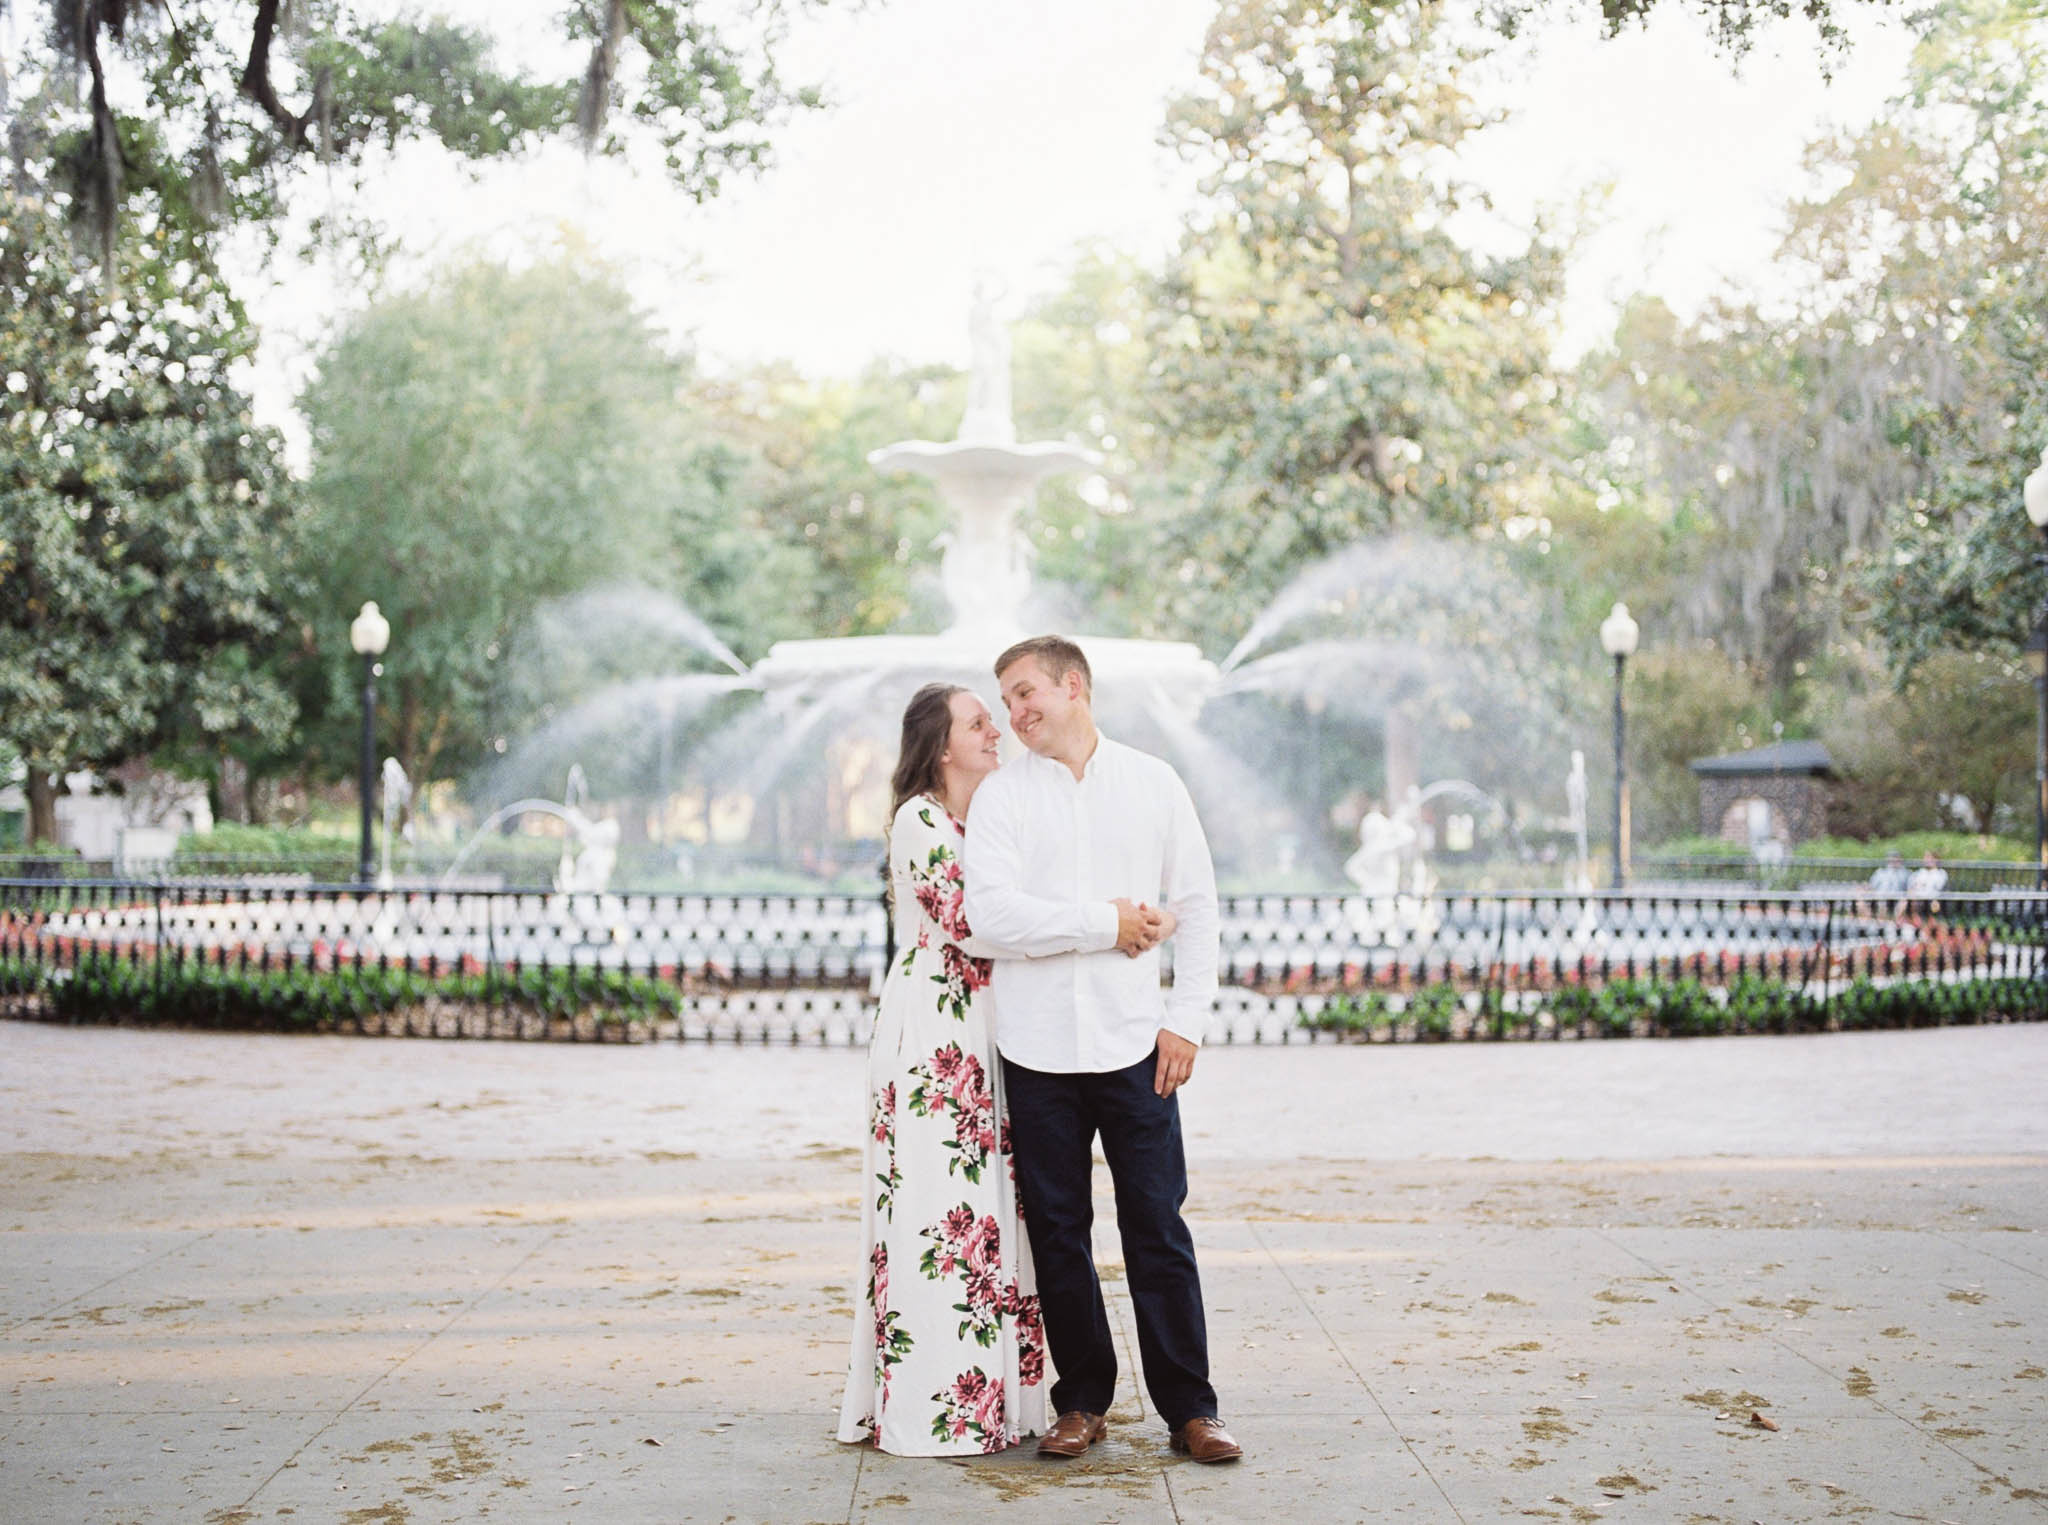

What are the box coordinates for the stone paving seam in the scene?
[1928,1228,2048,1283]
[1160,1454,1184,1525]
[0,1226,217,1338]
[847,1435,864,1525]
[227,1222,564,1515]
[1244,1217,1468,1524]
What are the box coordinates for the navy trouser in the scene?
[1002,1048,1218,1428]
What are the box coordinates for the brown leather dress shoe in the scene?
[1170,1416,1243,1462]
[1037,1410,1109,1458]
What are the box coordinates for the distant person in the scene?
[1868,850,1909,897]
[965,635,1243,1466]
[1908,851,1948,912]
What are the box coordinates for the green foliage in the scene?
[1619,644,1773,845]
[6,1,828,276]
[1405,984,1460,1040]
[1295,972,2044,1042]
[0,189,303,839]
[1134,0,1570,648]
[295,252,773,790]
[1795,2,2048,673]
[1820,650,2036,838]
[1301,990,1394,1036]
[1580,295,1909,693]
[6,947,686,1033]
[1648,829,2034,862]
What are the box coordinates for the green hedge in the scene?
[1645,831,2033,864]
[0,951,686,1033]
[6,953,2040,1042]
[1300,974,2042,1040]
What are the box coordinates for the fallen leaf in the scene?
[1748,1411,1779,1432]
[639,1436,663,1447]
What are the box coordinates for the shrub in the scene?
[1303,991,1393,1039]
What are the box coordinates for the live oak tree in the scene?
[295,252,783,795]
[0,190,302,845]
[1142,0,1570,651]
[1,0,827,279]
[1823,0,2048,674]
[1580,293,1913,695]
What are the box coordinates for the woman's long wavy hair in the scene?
[889,682,966,825]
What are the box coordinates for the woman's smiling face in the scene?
[945,690,1003,778]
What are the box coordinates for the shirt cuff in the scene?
[1086,900,1121,952]
[1161,1005,1209,1047]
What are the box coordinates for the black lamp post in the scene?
[2024,450,2048,891]
[349,601,391,886]
[1599,601,1640,889]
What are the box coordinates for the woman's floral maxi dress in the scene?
[836,796,1049,1455]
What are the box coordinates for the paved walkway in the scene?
[3,1022,2046,1523]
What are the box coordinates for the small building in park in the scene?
[1689,740,1835,849]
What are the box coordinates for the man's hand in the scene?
[1154,1029,1198,1098]
[1113,898,1166,956]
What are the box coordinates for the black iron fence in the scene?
[2,879,2042,1043]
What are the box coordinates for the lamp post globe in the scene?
[1598,602,1638,890]
[350,601,391,658]
[1599,601,1640,660]
[350,602,391,885]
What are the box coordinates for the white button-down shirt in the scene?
[963,734,1219,1073]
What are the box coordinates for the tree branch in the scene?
[238,0,315,149]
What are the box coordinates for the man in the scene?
[962,634,1242,1465]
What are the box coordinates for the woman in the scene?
[836,682,1047,1455]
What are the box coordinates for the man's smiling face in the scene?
[998,654,1081,757]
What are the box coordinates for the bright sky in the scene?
[238,0,1919,441]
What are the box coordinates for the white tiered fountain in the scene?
[749,284,1215,695]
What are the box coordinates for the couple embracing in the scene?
[836,634,1243,1466]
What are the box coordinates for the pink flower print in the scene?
[907,1044,996,1183]
[869,1244,912,1392]
[1009,1285,1045,1387]
[930,1366,1006,1450]
[972,1373,1007,1449]
[940,941,992,999]
[965,1214,1001,1273]
[872,1082,901,1220]
[963,1265,1001,1319]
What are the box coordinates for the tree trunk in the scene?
[26,769,60,848]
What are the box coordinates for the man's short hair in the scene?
[994,634,1092,697]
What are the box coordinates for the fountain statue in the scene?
[1344,804,1414,898]
[749,292,1213,686]
[959,276,1015,447]
[377,756,412,890]
[440,766,623,894]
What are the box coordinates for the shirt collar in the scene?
[1015,724,1114,777]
